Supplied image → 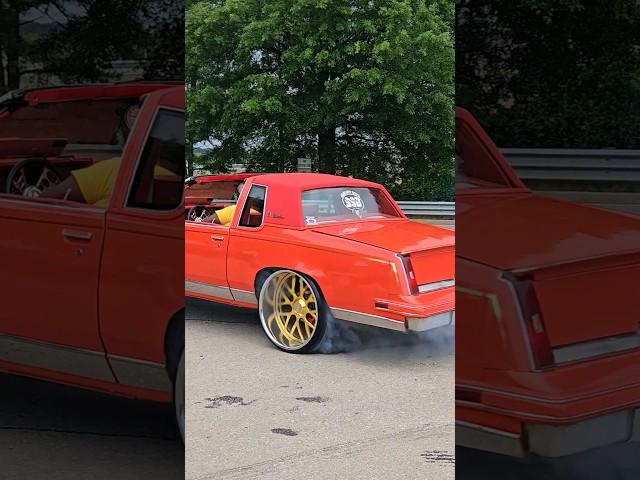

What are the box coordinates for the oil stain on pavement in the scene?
[271,428,299,437]
[204,396,256,408]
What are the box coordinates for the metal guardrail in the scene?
[502,148,640,215]
[502,148,640,182]
[397,201,455,218]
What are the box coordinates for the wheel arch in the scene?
[254,267,327,303]
[164,308,184,381]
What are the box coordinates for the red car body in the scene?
[456,108,640,457]
[0,83,184,408]
[185,173,455,352]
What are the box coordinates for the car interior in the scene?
[184,180,266,226]
[1,97,183,209]
[0,99,138,196]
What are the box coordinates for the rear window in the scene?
[1,99,140,145]
[301,187,400,226]
[456,121,514,189]
[186,181,240,201]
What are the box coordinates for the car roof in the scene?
[242,173,390,229]
[19,82,177,104]
[253,172,382,191]
[192,173,259,184]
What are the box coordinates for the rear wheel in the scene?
[258,270,330,353]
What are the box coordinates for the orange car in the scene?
[185,173,455,353]
[0,83,185,440]
[456,108,640,457]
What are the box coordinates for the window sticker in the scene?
[305,216,318,225]
[340,190,364,215]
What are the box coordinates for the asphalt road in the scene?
[185,298,455,480]
[0,373,183,480]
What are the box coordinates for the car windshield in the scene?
[301,187,401,226]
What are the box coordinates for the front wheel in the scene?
[174,350,185,442]
[258,270,331,353]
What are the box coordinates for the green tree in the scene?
[187,0,454,200]
[456,0,640,148]
[0,1,184,94]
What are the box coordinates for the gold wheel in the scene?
[259,270,319,351]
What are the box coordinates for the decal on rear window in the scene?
[340,190,364,215]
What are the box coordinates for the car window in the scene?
[238,185,266,228]
[186,181,241,202]
[456,121,513,189]
[301,187,401,225]
[1,99,139,146]
[127,109,185,210]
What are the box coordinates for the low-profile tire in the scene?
[258,269,332,353]
[174,349,185,443]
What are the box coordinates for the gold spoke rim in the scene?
[261,271,318,349]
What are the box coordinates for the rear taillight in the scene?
[399,255,419,295]
[504,274,554,370]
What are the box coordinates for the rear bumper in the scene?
[331,286,454,333]
[330,308,454,333]
[406,310,455,332]
[457,407,640,458]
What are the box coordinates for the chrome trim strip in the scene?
[553,332,640,365]
[407,311,454,332]
[185,280,234,300]
[418,279,455,293]
[108,355,172,392]
[0,334,114,382]
[457,382,640,406]
[330,308,406,332]
[456,421,525,457]
[230,288,258,305]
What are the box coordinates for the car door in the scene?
[0,187,113,382]
[185,220,232,301]
[97,87,184,394]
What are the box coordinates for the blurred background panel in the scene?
[0,2,185,479]
[455,1,640,479]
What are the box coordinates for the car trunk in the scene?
[410,246,455,285]
[459,192,640,366]
[312,220,455,292]
[532,259,640,356]
[311,219,454,254]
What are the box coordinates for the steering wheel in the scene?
[6,158,63,197]
[187,205,214,222]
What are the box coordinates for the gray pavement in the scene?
[0,373,183,480]
[185,298,455,480]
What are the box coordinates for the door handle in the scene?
[210,235,225,242]
[62,229,93,241]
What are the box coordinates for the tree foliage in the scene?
[187,0,454,200]
[0,1,184,93]
[456,0,640,148]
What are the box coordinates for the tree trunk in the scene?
[185,142,194,178]
[318,127,337,174]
